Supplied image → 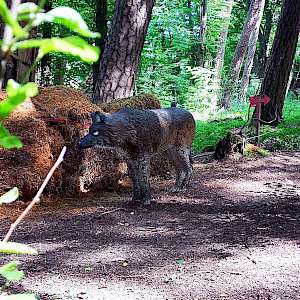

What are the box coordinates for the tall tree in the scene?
[215,0,234,79]
[198,0,208,66]
[40,0,52,86]
[92,0,155,103]
[259,0,300,124]
[254,0,274,78]
[1,0,38,87]
[92,0,108,89]
[238,0,266,101]
[221,0,267,108]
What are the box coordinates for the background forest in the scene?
[37,0,299,113]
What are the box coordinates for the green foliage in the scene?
[33,6,100,38]
[0,242,38,255]
[192,94,300,153]
[16,36,100,63]
[192,117,245,153]
[0,0,27,39]
[0,80,38,148]
[0,261,24,283]
[0,187,19,204]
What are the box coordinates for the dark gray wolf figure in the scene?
[79,107,195,205]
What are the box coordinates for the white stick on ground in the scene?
[3,146,67,243]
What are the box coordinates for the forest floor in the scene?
[0,151,300,300]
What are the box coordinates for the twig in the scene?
[2,146,67,243]
[98,207,125,217]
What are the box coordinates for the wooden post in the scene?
[255,100,261,145]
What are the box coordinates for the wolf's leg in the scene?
[128,160,142,202]
[137,157,151,205]
[168,147,192,193]
[128,157,151,205]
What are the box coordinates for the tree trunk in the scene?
[239,0,266,101]
[92,0,155,103]
[222,0,267,109]
[198,0,208,66]
[254,0,273,78]
[259,0,300,124]
[290,63,300,92]
[92,0,108,90]
[1,0,38,87]
[53,56,66,85]
[40,0,52,86]
[215,0,234,79]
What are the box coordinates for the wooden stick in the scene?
[2,146,67,243]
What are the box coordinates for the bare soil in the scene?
[1,152,300,300]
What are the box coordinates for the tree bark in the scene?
[53,56,66,85]
[40,0,52,86]
[92,0,108,90]
[238,0,266,101]
[259,0,300,124]
[222,0,267,109]
[92,0,155,103]
[0,0,38,87]
[198,0,208,66]
[254,0,274,78]
[215,0,234,79]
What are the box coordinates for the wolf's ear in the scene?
[91,111,106,123]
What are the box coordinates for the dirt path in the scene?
[1,152,300,300]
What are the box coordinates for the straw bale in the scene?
[99,93,161,112]
[0,98,63,199]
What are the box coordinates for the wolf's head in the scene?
[78,111,122,150]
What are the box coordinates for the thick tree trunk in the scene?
[92,0,155,103]
[254,0,273,78]
[215,0,234,79]
[259,0,300,124]
[222,0,266,109]
[92,0,108,90]
[239,0,265,101]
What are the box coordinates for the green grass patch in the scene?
[192,93,300,153]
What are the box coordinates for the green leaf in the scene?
[0,294,38,300]
[175,258,185,265]
[0,123,9,138]
[0,261,24,282]
[16,37,100,63]
[33,7,100,38]
[0,242,38,255]
[0,80,38,118]
[0,135,22,149]
[0,187,19,204]
[0,0,27,38]
[16,2,39,15]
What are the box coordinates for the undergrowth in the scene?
[192,93,300,153]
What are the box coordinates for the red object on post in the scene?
[249,95,270,107]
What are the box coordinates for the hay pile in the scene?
[100,93,161,112]
[0,96,63,199]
